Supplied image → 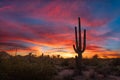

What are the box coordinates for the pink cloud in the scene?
[0,0,119,58]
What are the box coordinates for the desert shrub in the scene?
[0,57,56,80]
[110,58,120,66]
[115,66,120,76]
[96,64,111,76]
[83,59,99,66]
[67,59,75,69]
[61,59,69,67]
[63,75,73,80]
[91,56,100,66]
[109,65,120,76]
[95,58,120,76]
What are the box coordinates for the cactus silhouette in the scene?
[73,17,86,74]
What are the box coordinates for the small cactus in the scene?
[73,17,86,74]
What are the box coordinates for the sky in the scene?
[0,0,120,58]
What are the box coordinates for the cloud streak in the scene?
[0,0,120,58]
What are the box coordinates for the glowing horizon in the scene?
[0,0,120,58]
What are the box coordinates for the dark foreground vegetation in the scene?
[0,51,120,80]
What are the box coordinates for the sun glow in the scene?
[5,47,120,59]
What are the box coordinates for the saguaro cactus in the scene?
[73,17,86,74]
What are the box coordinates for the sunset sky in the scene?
[0,0,120,58]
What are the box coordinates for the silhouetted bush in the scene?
[110,58,120,66]
[0,53,120,80]
[0,56,56,80]
[61,59,69,67]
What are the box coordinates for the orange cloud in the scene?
[0,0,120,58]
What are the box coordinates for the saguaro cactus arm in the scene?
[78,17,82,50]
[75,26,79,49]
[82,29,86,52]
[73,45,78,53]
